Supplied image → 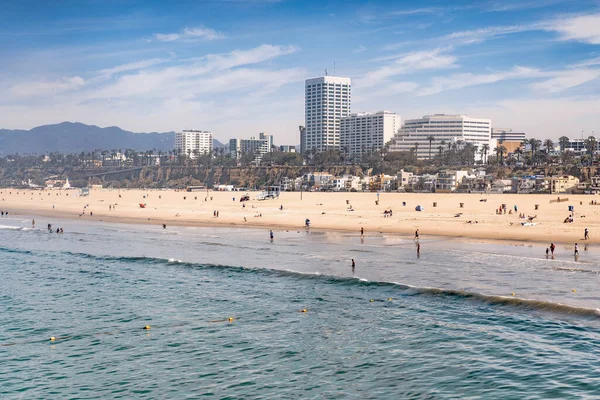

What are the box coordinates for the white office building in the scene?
[304,76,351,153]
[340,111,401,157]
[175,130,213,158]
[389,114,492,160]
[229,132,274,165]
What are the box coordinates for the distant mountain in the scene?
[0,122,226,155]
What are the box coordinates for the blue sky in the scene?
[1,0,600,144]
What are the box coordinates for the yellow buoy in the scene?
[370,299,374,302]
[228,317,234,322]
[143,325,151,330]
[301,309,308,313]
[387,298,393,301]
[511,293,515,296]
[572,289,576,293]
[49,337,56,341]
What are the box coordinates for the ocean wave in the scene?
[55,250,600,320]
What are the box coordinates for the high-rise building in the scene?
[389,114,491,160]
[340,111,401,157]
[175,130,213,158]
[229,132,274,165]
[304,76,351,153]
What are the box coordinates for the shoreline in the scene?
[2,189,598,246]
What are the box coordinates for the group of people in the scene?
[0,210,8,216]
[382,209,393,217]
[47,223,64,234]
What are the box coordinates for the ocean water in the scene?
[1,216,600,398]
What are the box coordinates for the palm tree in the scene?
[481,143,489,165]
[514,147,523,163]
[558,136,570,153]
[496,145,507,165]
[413,142,419,160]
[543,139,555,154]
[427,135,435,160]
[584,136,597,157]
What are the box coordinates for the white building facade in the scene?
[491,128,526,142]
[389,114,492,160]
[175,130,213,158]
[304,76,351,153]
[340,111,401,157]
[229,132,274,165]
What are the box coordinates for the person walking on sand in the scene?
[550,243,556,256]
[574,243,579,257]
[584,228,589,240]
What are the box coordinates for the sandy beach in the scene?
[1,188,599,244]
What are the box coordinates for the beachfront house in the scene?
[436,170,471,192]
[546,175,579,194]
[396,170,413,190]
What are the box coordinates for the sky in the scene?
[1,0,600,144]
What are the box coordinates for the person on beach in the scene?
[415,229,419,240]
[417,243,421,257]
[360,227,364,238]
[351,259,355,272]
[550,243,556,256]
[574,243,579,257]
[32,219,35,227]
[270,230,274,241]
[545,248,549,257]
[584,228,589,240]
[162,224,166,229]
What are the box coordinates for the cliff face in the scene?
[90,165,365,188]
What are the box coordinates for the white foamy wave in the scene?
[168,258,183,263]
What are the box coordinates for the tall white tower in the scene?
[304,76,351,153]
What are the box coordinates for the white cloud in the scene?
[420,66,542,95]
[10,76,85,98]
[388,7,442,16]
[354,44,367,54]
[358,48,457,87]
[530,69,600,93]
[466,97,600,140]
[97,58,170,78]
[543,13,600,44]
[444,25,531,45]
[153,26,226,42]
[570,56,600,69]
[88,44,299,99]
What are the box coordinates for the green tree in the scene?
[558,136,570,152]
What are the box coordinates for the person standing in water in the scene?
[351,259,355,272]
[270,230,274,241]
[32,219,35,228]
[550,243,556,256]
[360,227,364,238]
[415,229,419,240]
[574,243,579,257]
